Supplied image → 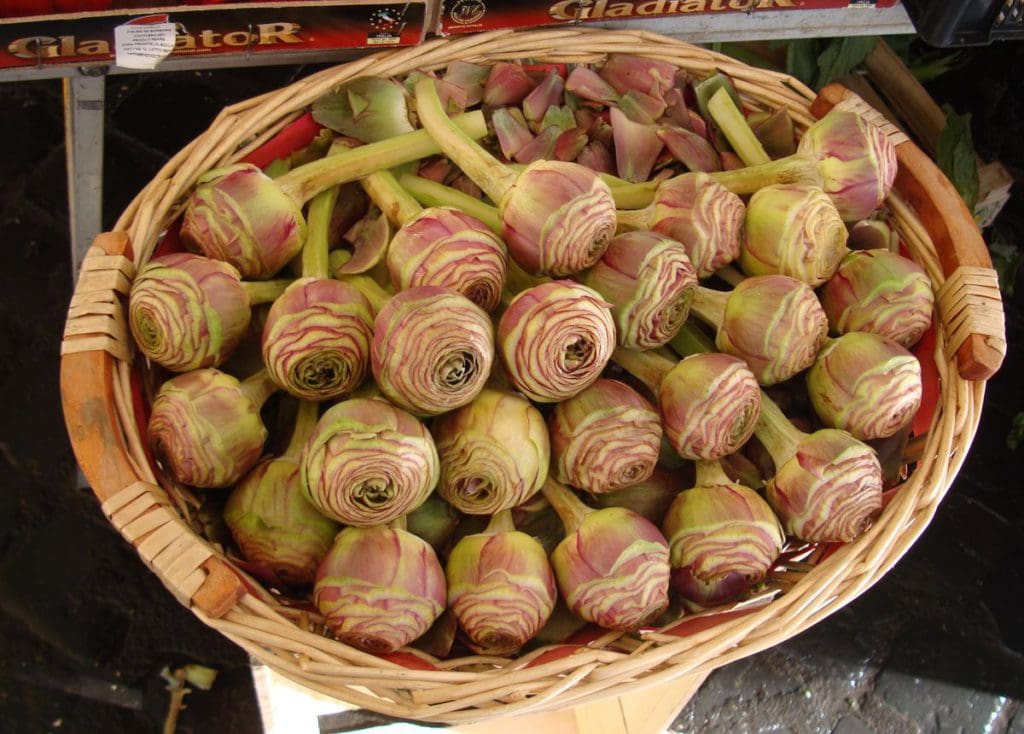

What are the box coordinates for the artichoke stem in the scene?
[669,323,715,358]
[274,110,489,206]
[341,274,391,315]
[414,77,518,206]
[361,170,423,228]
[606,178,660,210]
[284,400,321,459]
[301,185,339,279]
[242,279,292,305]
[694,459,733,487]
[541,477,592,535]
[690,286,729,329]
[239,369,278,409]
[715,265,747,288]
[753,392,807,468]
[388,516,408,531]
[484,508,517,535]
[505,260,548,294]
[708,154,821,195]
[611,347,674,393]
[707,87,771,167]
[397,173,504,235]
[614,206,650,232]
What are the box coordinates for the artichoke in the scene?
[314,526,446,654]
[301,398,439,526]
[739,184,849,287]
[662,460,784,606]
[497,280,615,403]
[432,389,549,515]
[406,493,461,558]
[543,478,670,630]
[691,275,829,385]
[756,393,883,543]
[581,230,698,349]
[821,249,935,349]
[548,378,662,495]
[386,206,508,313]
[807,332,923,441]
[371,286,494,416]
[445,510,557,655]
[616,173,745,278]
[592,463,684,525]
[147,368,276,488]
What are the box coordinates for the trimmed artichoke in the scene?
[497,280,615,403]
[301,398,439,526]
[581,230,698,349]
[821,249,935,349]
[739,184,849,287]
[371,287,494,416]
[548,378,662,495]
[807,332,923,441]
[314,526,446,653]
[445,510,557,655]
[147,368,275,488]
[432,389,549,515]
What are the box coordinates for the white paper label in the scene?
[114,22,176,70]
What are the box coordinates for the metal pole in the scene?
[63,71,107,280]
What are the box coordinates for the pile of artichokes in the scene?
[128,54,934,658]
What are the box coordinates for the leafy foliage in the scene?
[936,105,980,212]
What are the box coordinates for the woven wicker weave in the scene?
[60,28,1006,724]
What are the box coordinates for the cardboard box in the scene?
[0,1,430,71]
[438,0,899,35]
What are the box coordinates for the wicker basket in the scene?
[60,28,1007,725]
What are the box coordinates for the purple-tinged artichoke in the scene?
[576,140,615,175]
[691,276,829,385]
[662,460,784,606]
[591,464,685,525]
[581,230,698,349]
[181,163,307,280]
[300,398,439,526]
[314,526,446,654]
[386,207,508,313]
[497,280,615,403]
[261,278,374,401]
[224,401,340,586]
[548,378,662,495]
[657,125,722,173]
[414,77,616,277]
[371,286,494,416]
[566,66,621,106]
[756,393,882,543]
[492,107,534,161]
[432,389,549,515]
[311,76,414,143]
[740,184,849,287]
[610,106,664,184]
[543,478,670,630]
[599,54,677,100]
[147,368,276,488]
[438,61,489,113]
[128,253,287,372]
[522,70,565,132]
[807,332,923,441]
[821,249,934,349]
[483,62,536,107]
[616,173,745,279]
[445,510,557,655]
[748,108,797,159]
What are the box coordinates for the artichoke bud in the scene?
[385,207,509,313]
[662,467,784,606]
[147,368,273,489]
[301,398,439,526]
[822,249,934,349]
[740,184,849,286]
[659,353,761,460]
[181,163,306,280]
[549,378,662,495]
[406,493,462,558]
[224,456,341,587]
[807,332,923,441]
[717,275,829,385]
[500,160,617,277]
[796,109,897,222]
[582,230,698,349]
[129,253,250,372]
[432,389,550,515]
[497,280,616,403]
[446,514,557,655]
[261,278,374,401]
[314,526,446,654]
[371,287,494,416]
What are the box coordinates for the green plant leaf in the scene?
[989,233,1022,297]
[815,36,880,88]
[1007,412,1024,451]
[936,105,979,211]
[786,39,820,88]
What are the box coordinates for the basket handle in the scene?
[61,232,245,619]
[811,83,1006,382]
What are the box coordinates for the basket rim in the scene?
[62,26,991,724]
